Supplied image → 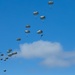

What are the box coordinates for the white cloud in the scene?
[17,40,75,67]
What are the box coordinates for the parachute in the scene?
[8,53,13,57]
[12,52,17,55]
[37,30,43,37]
[25,25,31,28]
[37,30,43,34]
[4,70,6,72]
[40,16,46,20]
[16,38,21,41]
[48,1,54,8]
[1,54,4,56]
[48,1,54,5]
[7,49,12,53]
[25,30,30,33]
[33,11,39,15]
[0,58,3,60]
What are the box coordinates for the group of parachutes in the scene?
[16,0,54,41]
[0,49,17,72]
[0,0,54,73]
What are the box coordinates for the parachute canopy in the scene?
[12,52,17,55]
[5,57,8,60]
[25,25,30,28]
[8,53,13,57]
[37,30,43,34]
[4,70,6,72]
[4,59,6,61]
[0,58,3,60]
[33,11,39,15]
[16,38,21,41]
[40,16,46,20]
[48,1,54,5]
[7,49,12,53]
[25,30,30,33]
[1,54,4,56]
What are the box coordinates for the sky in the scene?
[0,0,75,75]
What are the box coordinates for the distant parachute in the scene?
[25,25,31,28]
[16,38,21,41]
[37,30,43,34]
[0,58,3,60]
[5,57,8,60]
[8,53,13,57]
[1,54,4,56]
[4,59,6,61]
[37,30,43,37]
[12,52,17,55]
[48,1,54,5]
[40,16,46,20]
[48,1,54,8]
[33,11,39,15]
[25,30,30,33]
[4,70,6,72]
[7,49,12,53]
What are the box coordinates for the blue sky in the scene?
[0,0,75,75]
